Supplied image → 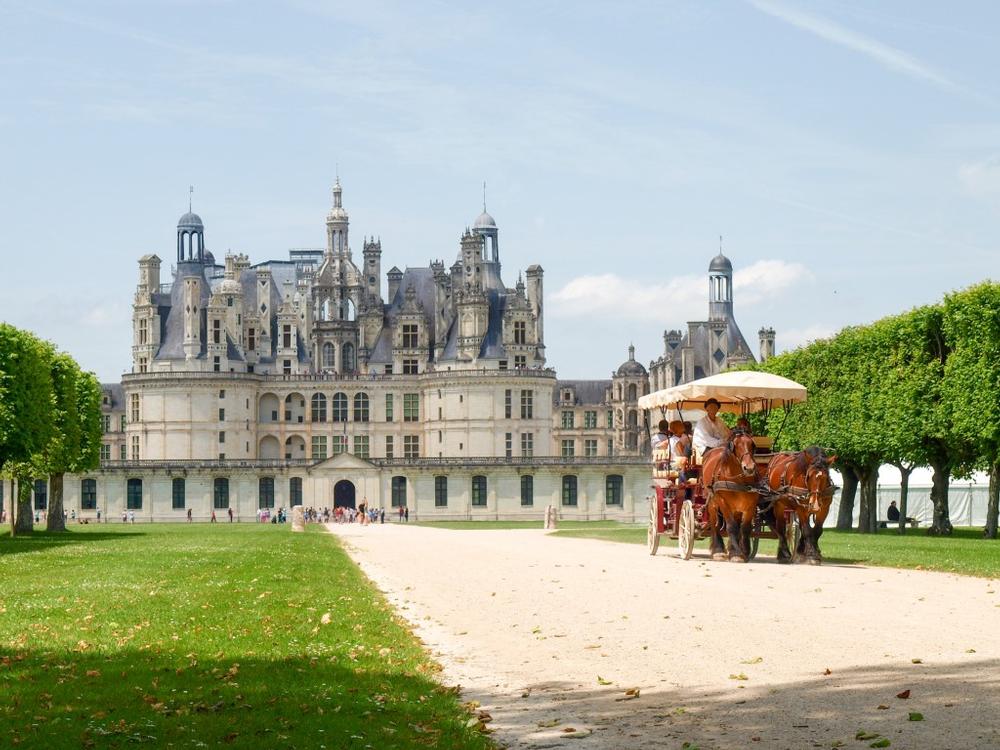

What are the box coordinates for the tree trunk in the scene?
[926,458,953,536]
[8,478,15,537]
[857,464,879,534]
[898,467,912,535]
[985,463,999,540]
[837,465,859,531]
[14,477,33,534]
[47,472,66,532]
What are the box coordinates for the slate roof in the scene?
[553,380,611,406]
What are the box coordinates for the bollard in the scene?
[291,505,305,532]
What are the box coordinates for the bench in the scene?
[878,519,919,529]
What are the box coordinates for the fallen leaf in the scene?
[320,612,331,625]
[910,658,922,664]
[537,719,560,728]
[597,676,612,685]
[855,731,879,740]
[908,712,923,722]
[876,704,889,710]
[896,690,911,699]
[562,728,593,738]
[728,673,748,681]
[823,668,832,675]
[869,740,890,748]
[741,656,763,665]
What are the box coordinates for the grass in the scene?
[551,525,1000,578]
[0,524,494,750]
[413,519,628,530]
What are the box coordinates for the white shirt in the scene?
[693,415,730,455]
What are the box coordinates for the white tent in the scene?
[638,371,807,414]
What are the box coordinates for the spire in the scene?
[189,185,193,213]
[628,343,635,361]
[483,180,487,213]
[332,177,343,209]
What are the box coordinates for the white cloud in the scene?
[959,155,1000,207]
[776,324,837,351]
[551,260,811,321]
[746,0,976,99]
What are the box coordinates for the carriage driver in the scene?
[692,398,731,464]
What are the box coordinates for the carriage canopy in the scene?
[638,371,807,415]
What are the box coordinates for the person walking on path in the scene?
[187,508,193,523]
[398,506,404,522]
[211,510,217,523]
[228,507,234,523]
[404,507,409,522]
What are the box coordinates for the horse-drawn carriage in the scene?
[638,371,837,564]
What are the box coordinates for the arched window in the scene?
[627,384,637,402]
[213,478,229,509]
[81,478,97,510]
[605,475,623,506]
[332,392,348,422]
[311,393,327,422]
[342,342,356,373]
[471,475,487,507]
[628,409,638,427]
[561,475,577,507]
[126,478,142,510]
[322,342,335,368]
[391,476,407,507]
[289,477,303,506]
[259,477,274,509]
[353,392,369,422]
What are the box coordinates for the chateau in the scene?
[46,180,770,521]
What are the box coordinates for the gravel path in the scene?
[327,523,1000,750]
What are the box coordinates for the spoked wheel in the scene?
[677,499,696,560]
[748,533,760,560]
[786,515,802,559]
[647,499,660,556]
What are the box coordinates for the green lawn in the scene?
[0,524,493,750]
[551,525,1000,578]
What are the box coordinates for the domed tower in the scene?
[177,211,205,264]
[612,344,649,454]
[471,188,499,263]
[326,178,349,256]
[708,252,733,319]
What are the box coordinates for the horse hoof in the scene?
[777,556,793,565]
[729,555,747,563]
[806,556,822,566]
[711,552,728,561]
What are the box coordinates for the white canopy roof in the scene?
[638,371,807,414]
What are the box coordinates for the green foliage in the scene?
[74,370,103,473]
[0,324,55,473]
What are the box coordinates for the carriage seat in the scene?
[752,436,774,465]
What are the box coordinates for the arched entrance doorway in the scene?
[334,480,356,509]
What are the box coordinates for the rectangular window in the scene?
[562,475,578,506]
[584,411,597,429]
[434,476,448,507]
[172,477,185,509]
[103,414,111,432]
[403,393,419,422]
[219,389,225,399]
[607,410,614,429]
[384,364,392,375]
[403,435,419,459]
[332,435,346,455]
[402,324,418,348]
[282,324,291,349]
[219,431,225,444]
[561,410,574,429]
[213,478,229,509]
[131,435,140,461]
[385,394,394,422]
[561,439,575,457]
[213,356,220,372]
[520,389,533,419]
[608,439,614,456]
[126,478,142,510]
[520,432,533,457]
[81,479,97,510]
[505,432,512,458]
[283,359,291,375]
[289,477,303,506]
[520,475,534,506]
[353,435,370,459]
[585,439,598,457]
[248,328,256,351]
[258,477,274,509]
[499,360,508,371]
[504,389,512,419]
[391,476,406,507]
[606,475,623,506]
[130,393,140,422]
[402,358,418,374]
[353,394,369,422]
[119,444,127,460]
[138,318,148,345]
[213,319,221,344]
[471,475,487,506]
[514,355,526,368]
[138,358,147,373]
[120,415,127,431]
[219,408,225,421]
[311,435,328,460]
[100,444,111,461]
[385,435,394,459]
[513,320,526,344]
[33,479,47,510]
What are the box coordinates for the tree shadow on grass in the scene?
[472,659,1000,750]
[0,530,147,557]
[0,647,492,750]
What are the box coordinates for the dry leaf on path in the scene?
[896,689,910,699]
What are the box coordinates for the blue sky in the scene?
[2,0,999,383]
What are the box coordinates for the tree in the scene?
[0,325,54,536]
[43,354,83,532]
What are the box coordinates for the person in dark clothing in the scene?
[887,501,900,522]
[404,507,409,522]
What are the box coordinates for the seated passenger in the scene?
[651,419,670,451]
[668,420,690,471]
[693,398,731,463]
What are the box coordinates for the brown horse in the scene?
[702,430,760,562]
[765,448,837,564]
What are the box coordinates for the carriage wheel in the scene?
[677,500,696,560]
[786,515,802,559]
[748,533,760,560]
[647,499,660,556]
